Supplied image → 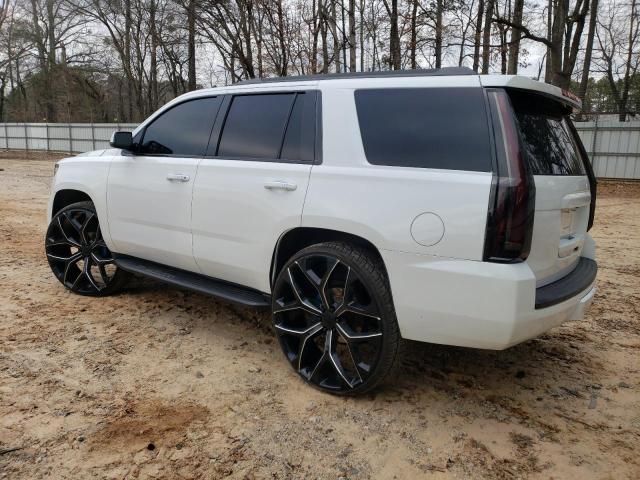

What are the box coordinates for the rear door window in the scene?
[354,88,492,172]
[217,92,316,163]
[140,97,221,156]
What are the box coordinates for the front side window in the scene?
[354,88,492,172]
[217,92,315,162]
[140,97,221,156]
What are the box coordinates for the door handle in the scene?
[166,173,190,182]
[264,180,297,191]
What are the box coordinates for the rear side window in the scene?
[217,92,315,162]
[140,97,221,156]
[354,88,492,171]
[508,90,586,176]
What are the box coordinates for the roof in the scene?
[238,67,476,85]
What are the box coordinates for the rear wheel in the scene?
[271,242,400,395]
[45,201,128,296]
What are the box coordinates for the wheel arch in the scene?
[270,227,388,287]
[51,189,93,217]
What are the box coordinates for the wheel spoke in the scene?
[46,240,76,249]
[336,302,381,321]
[61,252,83,285]
[47,252,79,262]
[57,216,81,247]
[297,324,324,372]
[319,258,340,309]
[325,329,353,388]
[336,322,382,342]
[64,212,84,236]
[274,321,322,337]
[91,251,114,265]
[80,213,95,245]
[287,267,322,315]
[98,264,110,285]
[83,256,101,292]
[308,350,327,382]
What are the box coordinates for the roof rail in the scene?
[238,67,476,85]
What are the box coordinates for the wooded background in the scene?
[0,0,638,123]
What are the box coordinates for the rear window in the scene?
[354,88,492,172]
[509,90,586,176]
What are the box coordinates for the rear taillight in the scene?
[484,89,536,262]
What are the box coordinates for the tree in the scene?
[594,0,640,120]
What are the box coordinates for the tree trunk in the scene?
[410,0,418,69]
[187,0,196,91]
[473,0,484,71]
[435,0,443,68]
[387,0,400,69]
[348,0,356,71]
[149,0,158,111]
[331,0,341,72]
[577,0,598,109]
[507,0,524,74]
[481,0,495,73]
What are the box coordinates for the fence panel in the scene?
[0,123,137,156]
[574,120,640,180]
[0,121,638,179]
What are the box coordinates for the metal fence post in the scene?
[46,123,50,152]
[3,123,8,151]
[68,123,73,154]
[24,123,29,153]
[590,115,599,173]
[91,122,96,151]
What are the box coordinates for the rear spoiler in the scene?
[479,75,582,111]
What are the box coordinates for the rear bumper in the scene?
[535,257,597,309]
[382,250,596,350]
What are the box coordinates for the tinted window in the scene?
[281,93,315,162]
[141,97,221,156]
[218,94,295,159]
[354,88,492,171]
[509,91,585,175]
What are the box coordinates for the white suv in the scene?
[46,68,598,395]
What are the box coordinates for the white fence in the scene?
[0,123,137,154]
[575,120,640,179]
[0,121,638,179]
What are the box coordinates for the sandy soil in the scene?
[1,155,639,479]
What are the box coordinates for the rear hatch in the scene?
[507,89,594,287]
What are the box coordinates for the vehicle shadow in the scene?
[122,275,600,406]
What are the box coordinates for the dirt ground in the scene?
[1,154,639,480]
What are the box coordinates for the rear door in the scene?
[191,91,318,293]
[508,90,593,286]
[107,96,221,271]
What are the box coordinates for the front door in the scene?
[107,96,222,272]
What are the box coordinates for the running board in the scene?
[114,255,271,308]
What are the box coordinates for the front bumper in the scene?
[382,250,596,350]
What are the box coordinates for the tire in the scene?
[45,201,129,296]
[271,241,401,395]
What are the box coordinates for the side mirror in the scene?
[110,131,133,150]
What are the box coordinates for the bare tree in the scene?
[594,0,640,120]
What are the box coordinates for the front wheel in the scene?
[45,201,128,296]
[271,242,401,395]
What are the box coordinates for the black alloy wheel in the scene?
[272,242,400,394]
[45,201,128,296]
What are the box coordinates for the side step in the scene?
[114,255,271,308]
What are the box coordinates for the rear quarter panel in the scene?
[303,82,493,260]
